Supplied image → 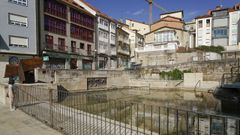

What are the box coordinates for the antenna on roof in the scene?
[220,0,223,8]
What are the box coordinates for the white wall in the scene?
[229,10,240,47]
[126,19,150,35]
[196,17,212,47]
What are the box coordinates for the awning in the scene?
[43,51,78,59]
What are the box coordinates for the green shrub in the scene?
[159,69,192,80]
[195,45,224,54]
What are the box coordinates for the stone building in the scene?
[116,25,130,69]
[38,0,96,70]
[0,0,38,82]
[140,11,189,53]
[75,0,117,70]
[135,10,190,66]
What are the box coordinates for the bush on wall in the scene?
[160,69,192,80]
[195,45,224,54]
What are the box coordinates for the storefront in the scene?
[82,59,93,70]
[42,51,71,69]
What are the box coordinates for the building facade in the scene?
[229,4,240,49]
[0,0,38,82]
[143,11,189,53]
[38,0,96,70]
[125,19,150,35]
[195,16,212,47]
[117,26,130,69]
[211,7,230,47]
[122,26,144,63]
[96,15,117,70]
[185,20,196,48]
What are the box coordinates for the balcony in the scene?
[118,48,130,56]
[98,23,109,31]
[135,41,179,53]
[45,43,68,53]
[110,48,117,56]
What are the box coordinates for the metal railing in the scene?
[14,86,240,135]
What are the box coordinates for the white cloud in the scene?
[132,9,145,16]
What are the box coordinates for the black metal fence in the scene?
[14,86,240,135]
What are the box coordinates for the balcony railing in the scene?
[45,43,68,52]
[118,48,130,55]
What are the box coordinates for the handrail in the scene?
[175,80,184,87]
[194,80,201,96]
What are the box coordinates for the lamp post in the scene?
[93,49,98,70]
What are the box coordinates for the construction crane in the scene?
[144,0,167,24]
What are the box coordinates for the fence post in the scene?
[49,89,53,127]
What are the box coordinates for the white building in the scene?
[229,9,240,50]
[195,15,212,47]
[121,26,144,62]
[125,19,150,35]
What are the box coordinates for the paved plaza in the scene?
[0,104,61,135]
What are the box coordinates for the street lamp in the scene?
[93,49,98,70]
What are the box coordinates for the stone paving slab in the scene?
[0,103,62,135]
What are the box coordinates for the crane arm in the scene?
[152,1,167,12]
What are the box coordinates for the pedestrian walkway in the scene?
[0,103,62,135]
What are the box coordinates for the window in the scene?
[70,8,94,29]
[44,0,67,19]
[45,15,66,35]
[58,38,65,52]
[71,41,76,53]
[87,44,91,55]
[111,34,115,41]
[213,28,228,38]
[132,23,134,27]
[80,43,84,49]
[9,36,28,48]
[45,35,53,49]
[111,24,115,29]
[104,21,108,27]
[100,18,104,25]
[9,13,28,27]
[198,20,203,28]
[9,0,28,6]
[71,24,94,42]
[154,31,176,43]
[206,19,210,27]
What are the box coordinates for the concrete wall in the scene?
[184,73,203,88]
[0,84,8,105]
[36,69,136,91]
[136,52,198,66]
[0,0,37,55]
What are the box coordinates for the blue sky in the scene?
[84,0,239,23]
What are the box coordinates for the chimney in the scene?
[207,10,212,15]
[234,3,240,10]
[216,5,223,10]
